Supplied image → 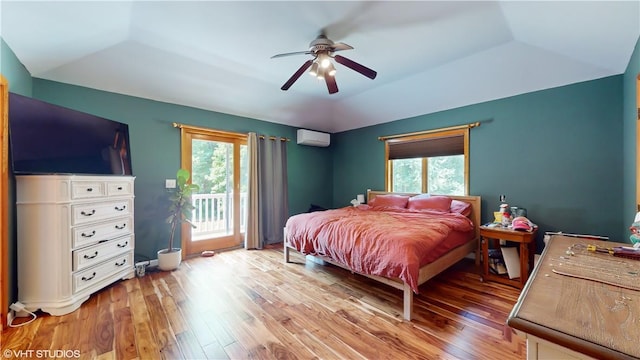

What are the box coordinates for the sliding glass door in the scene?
[180,128,247,255]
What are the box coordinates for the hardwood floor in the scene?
[2,245,526,359]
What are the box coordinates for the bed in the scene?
[283,190,482,320]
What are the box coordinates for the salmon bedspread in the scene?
[284,205,475,292]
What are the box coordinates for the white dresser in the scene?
[16,175,135,315]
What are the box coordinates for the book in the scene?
[487,248,507,275]
[489,258,508,275]
[501,247,521,279]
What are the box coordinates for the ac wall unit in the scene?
[297,129,330,147]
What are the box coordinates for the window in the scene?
[385,128,469,195]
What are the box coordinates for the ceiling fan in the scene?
[271,33,377,94]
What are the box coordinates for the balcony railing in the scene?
[191,192,247,240]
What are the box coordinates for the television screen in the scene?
[8,93,133,176]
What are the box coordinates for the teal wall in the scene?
[1,37,34,312]
[333,76,624,251]
[623,37,640,242]
[32,79,334,261]
[1,38,32,96]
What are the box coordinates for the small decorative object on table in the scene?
[584,243,640,260]
[500,203,511,226]
[629,211,640,246]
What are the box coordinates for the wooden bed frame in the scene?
[283,190,482,321]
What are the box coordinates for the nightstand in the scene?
[480,225,537,289]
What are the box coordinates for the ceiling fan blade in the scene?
[325,74,339,94]
[271,50,313,59]
[281,60,313,91]
[334,55,377,80]
[331,42,354,52]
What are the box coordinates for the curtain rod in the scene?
[258,135,290,142]
[172,122,240,136]
[172,122,290,141]
[378,121,481,141]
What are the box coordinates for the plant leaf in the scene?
[176,168,190,181]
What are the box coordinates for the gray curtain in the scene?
[245,133,259,249]
[245,133,288,249]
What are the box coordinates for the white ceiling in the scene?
[1,1,639,133]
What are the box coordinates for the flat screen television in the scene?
[8,93,133,176]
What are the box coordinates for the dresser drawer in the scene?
[72,199,132,225]
[73,235,133,271]
[107,181,133,197]
[72,216,132,249]
[71,181,106,199]
[73,252,133,294]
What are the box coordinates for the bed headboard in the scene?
[367,190,482,239]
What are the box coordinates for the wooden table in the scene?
[480,225,537,289]
[507,235,640,360]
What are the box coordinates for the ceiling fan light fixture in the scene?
[327,63,336,76]
[316,66,325,80]
[308,62,319,77]
[319,53,332,68]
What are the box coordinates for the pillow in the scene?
[369,194,410,209]
[407,195,452,212]
[308,204,327,213]
[409,193,430,201]
[450,199,472,217]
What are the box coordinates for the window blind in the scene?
[387,133,464,160]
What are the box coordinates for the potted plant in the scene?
[158,168,199,271]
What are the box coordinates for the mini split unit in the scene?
[297,129,330,147]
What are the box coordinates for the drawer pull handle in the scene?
[117,241,128,248]
[115,259,127,266]
[115,224,126,230]
[81,210,96,216]
[117,186,123,190]
[81,272,97,281]
[83,251,99,259]
[114,205,126,211]
[81,230,96,238]
[86,188,93,192]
